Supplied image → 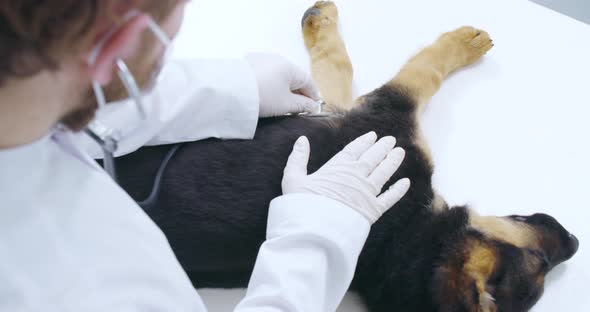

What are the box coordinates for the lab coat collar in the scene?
[51,127,104,172]
[0,127,104,183]
[0,132,53,200]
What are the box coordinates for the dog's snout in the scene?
[569,233,579,256]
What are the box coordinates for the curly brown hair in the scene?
[0,0,180,86]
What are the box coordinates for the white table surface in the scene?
[172,0,590,311]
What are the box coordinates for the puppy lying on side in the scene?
[115,2,579,311]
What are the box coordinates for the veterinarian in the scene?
[0,1,410,311]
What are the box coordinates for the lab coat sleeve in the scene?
[78,58,260,158]
[235,194,371,312]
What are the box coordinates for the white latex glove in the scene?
[282,132,411,223]
[246,53,321,117]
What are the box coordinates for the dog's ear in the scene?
[432,240,497,312]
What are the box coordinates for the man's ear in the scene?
[433,241,498,312]
[87,13,150,85]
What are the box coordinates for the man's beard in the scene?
[59,89,98,132]
[60,34,163,132]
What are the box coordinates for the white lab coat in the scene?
[0,59,370,312]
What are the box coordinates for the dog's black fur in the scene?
[115,84,578,311]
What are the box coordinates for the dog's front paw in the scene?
[302,1,339,30]
[440,26,494,67]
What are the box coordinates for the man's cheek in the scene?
[161,2,187,41]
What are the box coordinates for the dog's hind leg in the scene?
[387,27,493,212]
[390,26,494,114]
[389,26,493,159]
[302,1,354,113]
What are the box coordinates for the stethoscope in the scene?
[85,56,181,209]
[87,100,332,176]
[88,105,337,210]
[87,72,334,210]
[86,120,183,210]
[84,14,178,209]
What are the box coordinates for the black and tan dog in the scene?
[115,2,579,311]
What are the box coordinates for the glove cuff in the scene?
[268,193,371,253]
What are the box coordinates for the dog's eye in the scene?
[526,249,550,271]
[513,216,527,222]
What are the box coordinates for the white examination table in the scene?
[172,0,590,310]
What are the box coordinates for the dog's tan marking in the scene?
[390,26,493,111]
[435,240,498,311]
[302,1,354,112]
[465,243,498,312]
[469,212,539,249]
[431,192,448,213]
[415,130,434,168]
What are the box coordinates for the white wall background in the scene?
[172,0,590,311]
[531,0,590,24]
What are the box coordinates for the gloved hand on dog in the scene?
[282,132,411,223]
[246,53,321,117]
